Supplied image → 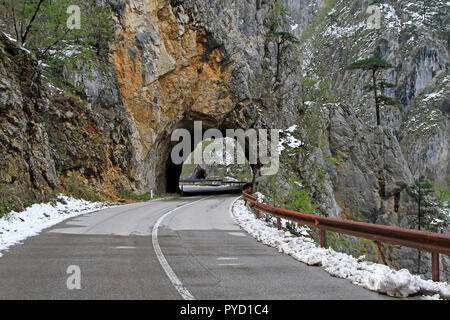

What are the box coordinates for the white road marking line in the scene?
[152,197,212,301]
[115,246,136,249]
[217,257,238,260]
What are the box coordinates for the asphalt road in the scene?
[0,187,391,300]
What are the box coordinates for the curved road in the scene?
[0,187,390,300]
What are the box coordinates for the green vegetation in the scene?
[268,1,299,82]
[0,201,13,219]
[237,165,252,182]
[435,185,450,203]
[336,150,349,160]
[345,57,400,126]
[408,176,449,233]
[263,173,379,260]
[23,201,38,208]
[296,102,327,148]
[120,190,163,202]
[299,0,339,41]
[298,77,318,106]
[0,184,14,218]
[295,79,333,149]
[0,0,115,91]
[407,176,449,273]
[324,155,342,165]
[326,232,376,259]
[315,166,328,181]
[298,77,335,111]
[268,1,289,31]
[61,175,104,202]
[268,175,317,214]
[273,31,299,80]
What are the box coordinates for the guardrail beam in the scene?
[242,188,450,282]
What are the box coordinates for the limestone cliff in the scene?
[0,0,448,280]
[104,0,448,279]
[0,32,139,211]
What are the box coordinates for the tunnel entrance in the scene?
[192,167,207,180]
[164,120,253,194]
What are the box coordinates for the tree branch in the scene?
[21,0,46,45]
[38,27,71,60]
[19,0,28,39]
[11,5,20,41]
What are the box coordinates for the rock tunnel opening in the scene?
[164,119,254,195]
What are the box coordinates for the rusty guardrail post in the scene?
[256,209,260,219]
[320,229,327,248]
[432,252,439,282]
[277,217,281,230]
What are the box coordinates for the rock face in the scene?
[0,33,139,211]
[108,0,280,192]
[0,37,57,211]
[0,0,448,280]
[297,0,449,186]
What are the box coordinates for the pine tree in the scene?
[345,57,399,126]
[0,0,116,92]
[268,1,299,82]
[408,177,435,231]
[436,3,450,51]
[273,31,299,81]
[0,0,115,60]
[420,0,433,21]
[407,176,449,273]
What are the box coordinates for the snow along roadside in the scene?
[231,198,450,299]
[0,195,113,257]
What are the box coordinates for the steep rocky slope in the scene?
[296,0,449,185]
[0,32,140,212]
[0,0,448,280]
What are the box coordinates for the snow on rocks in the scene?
[324,21,366,39]
[278,125,303,153]
[2,32,31,54]
[232,199,450,299]
[0,195,112,257]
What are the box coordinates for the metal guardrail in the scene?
[242,188,450,282]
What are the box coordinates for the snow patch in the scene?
[232,199,450,299]
[324,21,365,39]
[278,126,303,153]
[2,32,31,54]
[0,195,112,257]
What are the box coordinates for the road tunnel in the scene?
[164,119,254,195]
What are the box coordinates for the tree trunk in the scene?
[276,40,281,82]
[372,70,381,126]
[417,191,421,273]
[21,0,46,45]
